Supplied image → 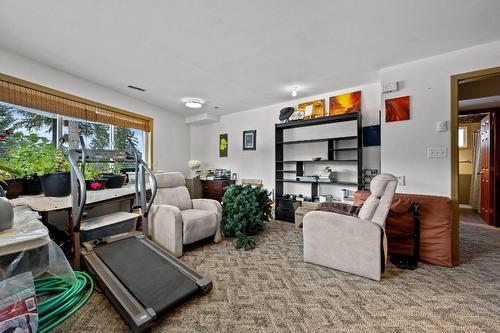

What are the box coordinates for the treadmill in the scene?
[69,137,212,333]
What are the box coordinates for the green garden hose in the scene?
[34,271,94,333]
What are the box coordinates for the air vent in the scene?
[127,85,146,92]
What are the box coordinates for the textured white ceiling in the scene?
[1,0,500,116]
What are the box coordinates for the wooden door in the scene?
[480,114,492,224]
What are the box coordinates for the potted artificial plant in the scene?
[84,164,108,191]
[101,164,126,189]
[221,185,272,250]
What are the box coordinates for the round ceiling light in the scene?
[183,98,204,109]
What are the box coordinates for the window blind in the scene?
[0,78,151,132]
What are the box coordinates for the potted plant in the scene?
[221,185,272,250]
[32,144,71,197]
[101,164,126,189]
[0,169,23,199]
[84,164,108,191]
[0,134,45,198]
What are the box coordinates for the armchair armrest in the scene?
[149,204,183,257]
[192,199,222,219]
[303,211,385,281]
[191,199,222,243]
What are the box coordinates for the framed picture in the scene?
[297,99,325,120]
[243,130,256,150]
[385,96,410,122]
[362,125,381,146]
[219,134,228,157]
[329,91,361,116]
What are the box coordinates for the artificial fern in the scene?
[221,185,272,250]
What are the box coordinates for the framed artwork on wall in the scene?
[297,99,325,120]
[219,134,228,157]
[243,130,256,150]
[385,96,410,122]
[329,90,362,116]
[362,125,381,146]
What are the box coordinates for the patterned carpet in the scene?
[57,220,500,333]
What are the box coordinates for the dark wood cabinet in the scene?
[201,180,235,202]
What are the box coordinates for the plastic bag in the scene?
[0,272,38,333]
[0,206,75,285]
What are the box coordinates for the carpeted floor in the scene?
[57,220,500,333]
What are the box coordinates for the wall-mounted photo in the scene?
[385,96,410,122]
[219,133,228,157]
[297,99,325,120]
[243,130,256,150]
[329,90,361,116]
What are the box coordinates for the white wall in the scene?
[190,83,381,193]
[379,40,500,196]
[0,48,191,175]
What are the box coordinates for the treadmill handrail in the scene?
[69,149,87,232]
[140,159,157,217]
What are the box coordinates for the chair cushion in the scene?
[156,172,186,188]
[155,186,193,210]
[181,209,218,245]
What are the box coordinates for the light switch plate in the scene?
[397,175,406,186]
[427,147,447,158]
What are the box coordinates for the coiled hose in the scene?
[34,271,94,333]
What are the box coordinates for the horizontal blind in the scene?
[0,79,151,132]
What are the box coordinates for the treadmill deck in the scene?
[95,237,199,314]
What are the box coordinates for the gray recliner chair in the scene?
[149,172,222,257]
[303,173,398,281]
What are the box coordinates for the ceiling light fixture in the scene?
[291,87,299,97]
[183,98,205,109]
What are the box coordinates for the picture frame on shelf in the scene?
[242,130,256,150]
[297,99,325,120]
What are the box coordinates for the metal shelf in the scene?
[277,160,357,163]
[276,179,358,186]
[276,136,357,145]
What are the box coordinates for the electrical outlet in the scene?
[397,175,406,186]
[427,148,447,158]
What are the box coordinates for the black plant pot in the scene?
[23,176,43,195]
[40,172,71,197]
[85,178,108,191]
[102,174,126,189]
[4,178,24,199]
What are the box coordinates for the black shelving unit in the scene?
[275,113,363,203]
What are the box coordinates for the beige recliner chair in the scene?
[303,173,398,281]
[149,172,222,257]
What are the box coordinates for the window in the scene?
[1,101,57,156]
[458,126,468,149]
[0,74,153,164]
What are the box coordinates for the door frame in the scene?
[450,66,500,263]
